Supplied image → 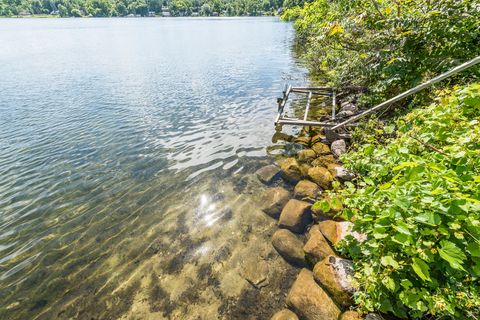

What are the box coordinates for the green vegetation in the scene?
[284,0,480,318]
[338,84,480,319]
[0,0,287,17]
[283,0,480,105]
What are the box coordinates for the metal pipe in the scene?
[275,84,292,124]
[332,89,336,120]
[277,119,337,127]
[304,92,312,121]
[331,55,480,130]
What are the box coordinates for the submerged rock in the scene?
[286,269,341,320]
[303,225,336,264]
[294,136,310,146]
[272,229,306,267]
[313,255,356,307]
[340,311,363,320]
[271,309,299,320]
[241,258,269,289]
[294,180,320,200]
[307,166,333,189]
[297,149,316,162]
[331,140,347,158]
[278,200,312,234]
[311,155,336,167]
[318,220,366,245]
[256,165,282,184]
[260,187,290,219]
[278,157,303,183]
[311,142,331,156]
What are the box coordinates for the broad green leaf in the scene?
[411,258,431,282]
[381,256,399,269]
[466,242,480,257]
[438,240,466,271]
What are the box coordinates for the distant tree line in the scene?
[0,0,298,17]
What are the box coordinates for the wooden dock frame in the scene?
[274,85,338,128]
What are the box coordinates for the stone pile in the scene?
[255,127,372,320]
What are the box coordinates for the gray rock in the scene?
[241,258,269,289]
[365,314,384,320]
[331,139,347,158]
[271,309,299,320]
[334,166,356,181]
[278,199,312,234]
[256,165,282,184]
[286,269,341,320]
[260,187,290,219]
[339,101,358,113]
[272,229,306,266]
[337,110,355,118]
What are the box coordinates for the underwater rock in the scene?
[278,157,303,183]
[340,311,363,320]
[307,167,333,189]
[256,165,282,184]
[331,140,347,158]
[294,180,320,200]
[286,269,341,320]
[311,155,336,167]
[294,136,311,146]
[271,309,299,320]
[241,258,269,289]
[297,149,316,162]
[272,229,306,267]
[303,225,336,265]
[260,187,291,219]
[318,221,366,245]
[310,134,325,145]
[313,256,356,307]
[278,199,312,234]
[311,142,331,156]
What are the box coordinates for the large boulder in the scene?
[311,142,331,155]
[294,180,320,200]
[278,200,312,234]
[286,269,341,320]
[311,155,336,167]
[340,311,363,320]
[256,165,282,184]
[272,229,306,266]
[331,140,347,158]
[278,157,303,183]
[297,149,317,162]
[271,309,299,320]
[307,166,333,189]
[318,220,367,245]
[313,256,356,307]
[260,187,290,219]
[303,225,336,264]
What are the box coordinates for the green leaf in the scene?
[466,242,480,257]
[381,256,399,269]
[411,258,431,282]
[438,240,466,271]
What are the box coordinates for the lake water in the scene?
[0,17,308,319]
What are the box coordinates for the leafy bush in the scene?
[283,0,480,105]
[338,84,480,319]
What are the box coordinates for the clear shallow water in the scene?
[0,17,307,319]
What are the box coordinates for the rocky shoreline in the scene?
[255,104,381,320]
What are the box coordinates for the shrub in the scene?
[338,84,480,319]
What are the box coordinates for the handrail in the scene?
[331,55,480,130]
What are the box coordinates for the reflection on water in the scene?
[0,18,306,319]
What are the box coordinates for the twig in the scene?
[409,135,449,157]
